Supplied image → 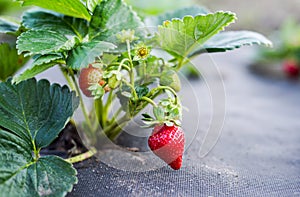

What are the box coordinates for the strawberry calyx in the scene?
[142,95,182,128]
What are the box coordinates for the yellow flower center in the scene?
[138,47,148,58]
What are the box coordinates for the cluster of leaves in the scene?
[11,0,146,83]
[0,0,271,83]
[0,0,273,196]
[5,0,271,126]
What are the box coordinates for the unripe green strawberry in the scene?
[160,69,181,92]
[148,124,185,170]
[108,74,121,89]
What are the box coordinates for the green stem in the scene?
[102,90,162,140]
[106,121,129,140]
[70,71,93,131]
[126,40,135,88]
[176,58,185,71]
[131,90,162,117]
[148,86,178,100]
[143,61,146,76]
[158,86,177,97]
[102,115,130,140]
[32,140,39,161]
[109,107,123,124]
[140,96,157,107]
[126,40,133,62]
[107,62,131,71]
[63,19,83,41]
[100,91,116,128]
[94,98,104,128]
[60,66,93,131]
[156,86,180,105]
[65,147,97,164]
[118,58,131,71]
[104,90,114,110]
[122,80,138,101]
[175,54,198,71]
[60,66,76,90]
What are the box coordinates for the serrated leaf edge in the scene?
[16,29,70,56]
[158,11,237,59]
[159,11,237,28]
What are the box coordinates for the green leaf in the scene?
[0,79,78,196]
[17,30,78,56]
[0,78,79,148]
[89,0,144,42]
[12,64,55,84]
[0,130,77,197]
[86,0,102,12]
[0,17,19,34]
[0,130,33,180]
[145,6,209,26]
[67,40,116,70]
[22,9,73,35]
[63,16,89,38]
[32,53,64,66]
[135,85,149,98]
[13,54,64,83]
[157,11,236,59]
[102,53,119,65]
[0,43,28,81]
[17,0,91,21]
[194,31,273,54]
[22,9,88,37]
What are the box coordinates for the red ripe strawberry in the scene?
[283,60,300,78]
[148,124,185,170]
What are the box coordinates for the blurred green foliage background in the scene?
[0,0,23,15]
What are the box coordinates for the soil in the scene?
[42,122,88,158]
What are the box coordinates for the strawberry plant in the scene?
[0,0,272,196]
[255,19,300,78]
